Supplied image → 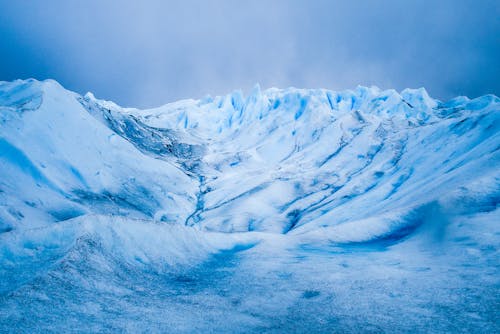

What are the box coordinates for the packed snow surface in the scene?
[0,79,499,332]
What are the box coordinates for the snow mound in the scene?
[1,80,499,241]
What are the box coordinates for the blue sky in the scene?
[0,0,498,107]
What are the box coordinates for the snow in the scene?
[0,79,499,332]
[128,83,498,235]
[0,79,198,231]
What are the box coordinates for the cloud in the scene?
[0,0,498,107]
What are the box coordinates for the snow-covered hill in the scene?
[0,79,198,232]
[1,79,499,332]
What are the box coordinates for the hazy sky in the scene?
[0,0,498,107]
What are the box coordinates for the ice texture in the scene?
[0,79,499,332]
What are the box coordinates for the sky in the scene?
[0,0,498,108]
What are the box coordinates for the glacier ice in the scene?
[0,79,499,332]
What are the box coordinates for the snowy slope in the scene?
[2,79,498,237]
[0,79,499,332]
[126,85,499,238]
[0,79,198,233]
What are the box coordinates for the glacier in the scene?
[0,79,499,332]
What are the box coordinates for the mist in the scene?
[0,0,498,107]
